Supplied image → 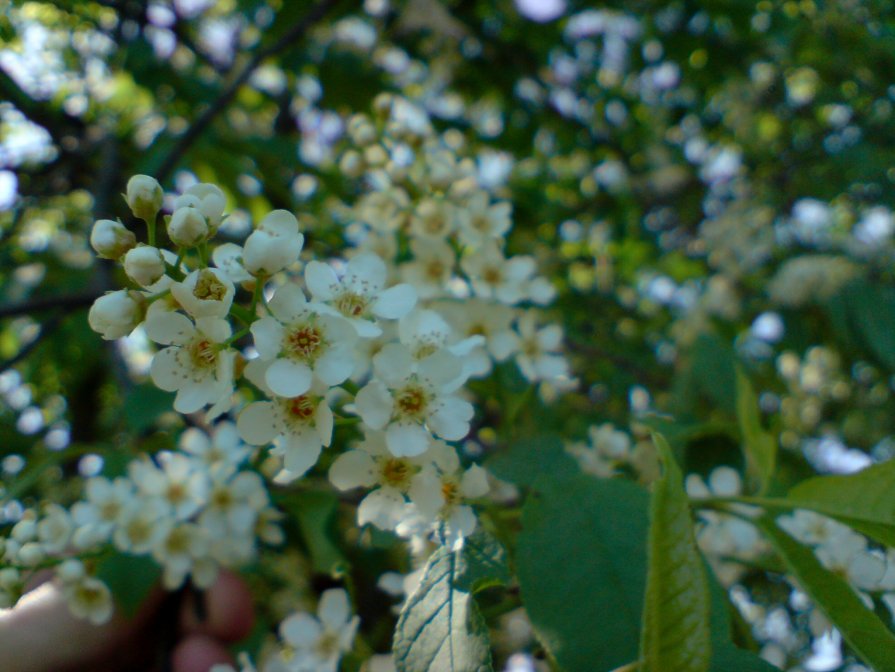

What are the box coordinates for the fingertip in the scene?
[180,570,254,642]
[172,634,234,672]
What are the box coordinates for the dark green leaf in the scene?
[485,434,578,488]
[641,434,711,672]
[288,491,348,576]
[517,474,649,672]
[95,552,161,617]
[393,532,509,672]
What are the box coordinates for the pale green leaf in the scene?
[787,459,895,527]
[95,552,161,617]
[735,367,777,494]
[640,433,712,672]
[755,515,895,670]
[393,532,509,672]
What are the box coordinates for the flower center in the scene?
[315,631,341,658]
[425,261,445,280]
[285,395,316,422]
[395,385,428,419]
[482,267,502,285]
[193,269,227,301]
[380,458,413,488]
[189,338,218,369]
[336,292,367,318]
[441,478,461,507]
[285,323,323,360]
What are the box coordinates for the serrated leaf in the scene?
[755,515,895,670]
[786,459,895,528]
[735,367,776,495]
[393,532,509,672]
[640,434,711,672]
[95,552,161,617]
[517,474,650,672]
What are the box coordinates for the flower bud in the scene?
[88,290,144,340]
[123,245,166,287]
[167,207,209,248]
[126,175,163,222]
[17,542,45,567]
[90,219,136,259]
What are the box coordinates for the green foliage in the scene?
[826,279,895,373]
[393,532,509,672]
[640,434,712,672]
[95,552,161,617]
[286,491,348,576]
[484,433,578,488]
[785,459,895,546]
[755,516,895,670]
[735,368,777,495]
[517,474,649,672]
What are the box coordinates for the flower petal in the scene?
[318,588,350,630]
[237,401,278,445]
[386,422,431,457]
[329,450,377,490]
[372,283,417,320]
[266,359,312,398]
[304,261,339,302]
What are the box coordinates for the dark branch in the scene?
[0,293,101,320]
[0,313,63,374]
[155,0,340,183]
[0,67,85,144]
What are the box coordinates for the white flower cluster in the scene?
[0,424,281,623]
[213,588,359,672]
[778,510,895,613]
[84,97,571,553]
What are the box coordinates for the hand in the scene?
[0,570,254,672]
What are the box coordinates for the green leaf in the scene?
[393,532,509,672]
[123,383,175,433]
[735,368,777,495]
[755,515,895,670]
[787,458,895,527]
[95,552,161,617]
[485,433,578,488]
[517,474,650,672]
[288,491,348,576]
[641,434,712,672]
[826,280,895,373]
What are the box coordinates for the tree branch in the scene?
[0,67,85,145]
[155,0,340,183]
[0,292,101,320]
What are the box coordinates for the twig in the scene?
[0,313,63,374]
[154,0,340,183]
[0,293,100,319]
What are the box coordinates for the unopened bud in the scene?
[123,245,166,287]
[167,207,209,248]
[88,290,144,340]
[90,219,136,259]
[125,175,163,222]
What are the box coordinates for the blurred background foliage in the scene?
[4,0,895,670]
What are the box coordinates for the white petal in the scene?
[417,350,463,390]
[386,422,431,457]
[315,400,334,447]
[150,348,182,392]
[145,312,194,346]
[371,284,417,320]
[329,450,377,490]
[351,318,382,339]
[372,343,413,386]
[345,253,386,292]
[174,382,213,414]
[314,348,354,386]
[269,284,309,323]
[280,613,322,647]
[318,588,351,630]
[358,488,405,530]
[460,465,490,498]
[428,397,473,441]
[259,209,299,236]
[304,261,339,302]
[251,318,284,359]
[237,402,278,445]
[282,435,322,477]
[354,381,393,429]
[266,359,312,398]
